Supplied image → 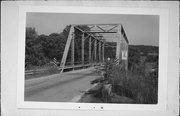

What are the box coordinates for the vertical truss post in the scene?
[60,25,74,73]
[99,40,101,63]
[102,42,104,62]
[71,33,74,69]
[100,41,103,62]
[126,44,129,71]
[89,36,91,63]
[94,39,97,62]
[82,33,84,66]
[116,24,122,64]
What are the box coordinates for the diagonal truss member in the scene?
[60,24,129,73]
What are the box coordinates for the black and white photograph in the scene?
[2,1,179,116]
[24,13,159,104]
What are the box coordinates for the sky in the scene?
[26,13,159,46]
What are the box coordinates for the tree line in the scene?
[25,25,158,70]
[25,25,91,69]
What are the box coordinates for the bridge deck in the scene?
[25,67,102,102]
[25,63,103,75]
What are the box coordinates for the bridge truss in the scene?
[59,24,129,73]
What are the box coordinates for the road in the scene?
[25,67,101,102]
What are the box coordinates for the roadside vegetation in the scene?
[102,59,158,104]
[25,27,69,70]
[80,43,158,104]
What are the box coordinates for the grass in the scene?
[25,64,59,80]
[103,60,158,104]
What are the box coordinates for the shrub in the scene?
[104,60,158,104]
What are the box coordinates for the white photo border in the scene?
[17,5,169,111]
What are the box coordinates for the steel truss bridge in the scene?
[59,24,129,73]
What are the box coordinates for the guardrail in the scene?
[25,62,104,75]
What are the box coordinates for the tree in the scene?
[25,27,48,69]
[44,33,67,61]
[25,25,92,69]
